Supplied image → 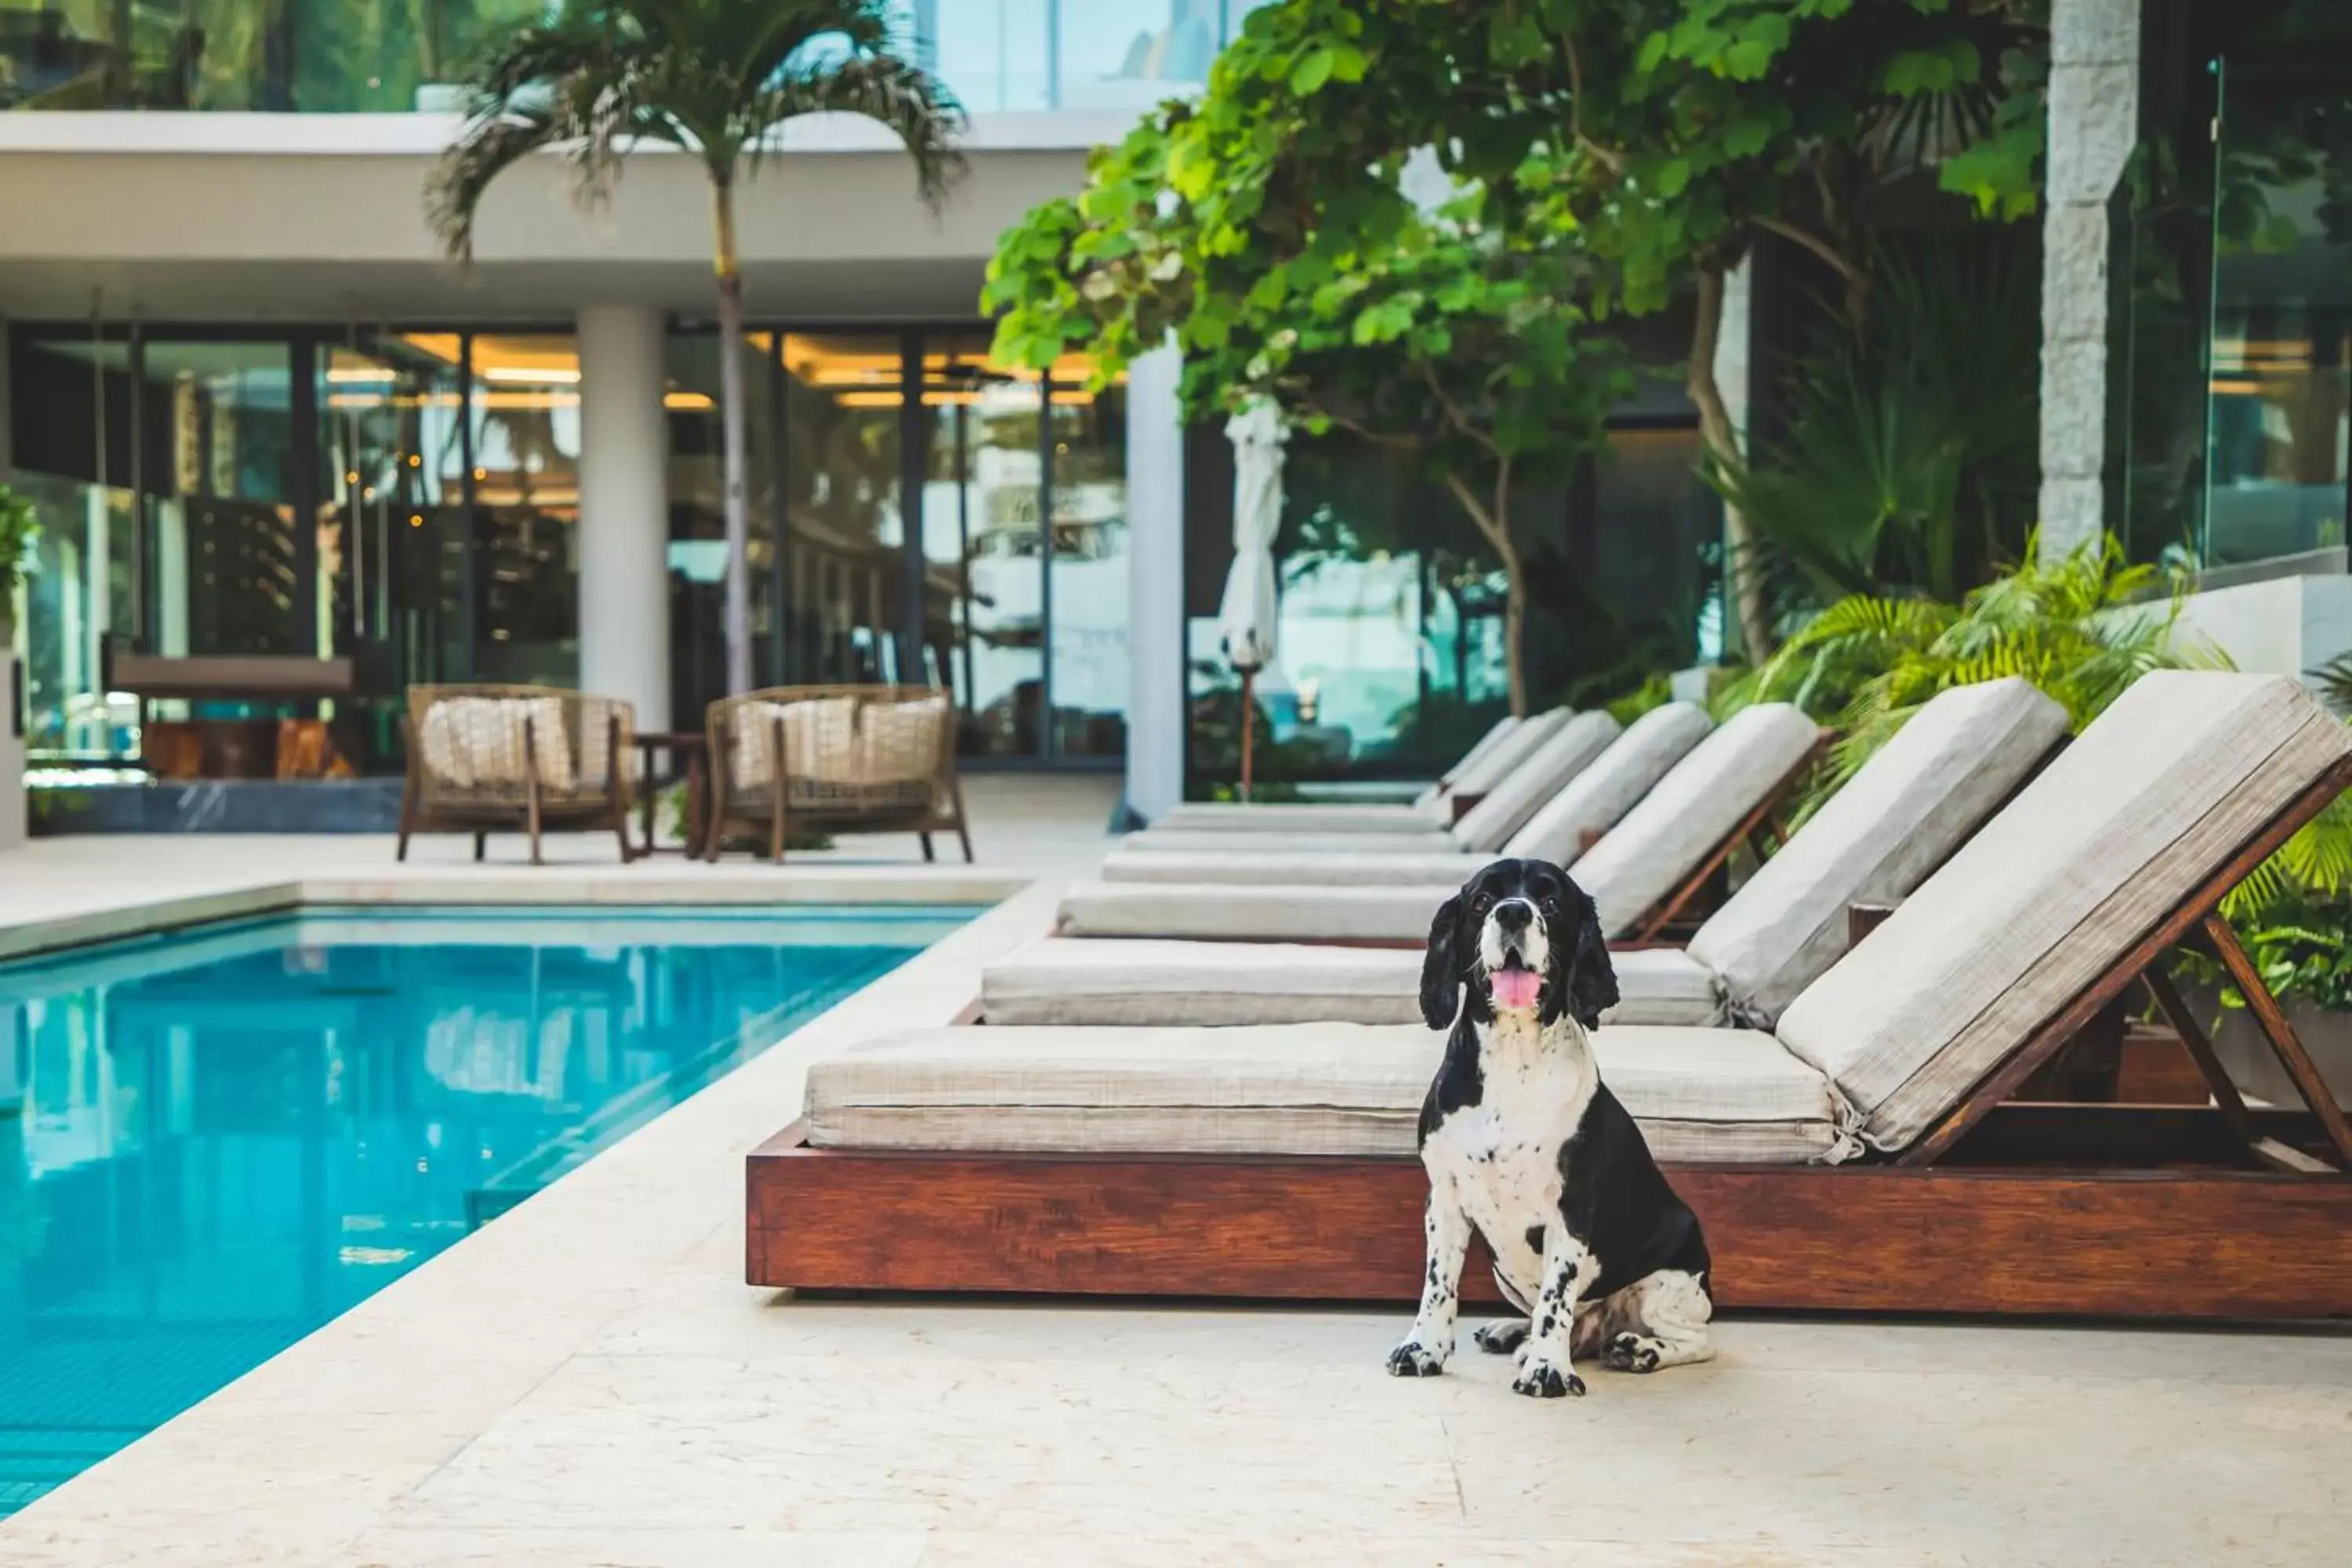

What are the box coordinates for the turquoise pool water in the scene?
[0,904,970,1515]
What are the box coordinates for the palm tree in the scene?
[428,0,965,695]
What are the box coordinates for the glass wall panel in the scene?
[2203,56,2352,566]
[318,332,467,766]
[141,339,301,658]
[466,332,579,687]
[1046,366,1127,759]
[922,335,1042,757]
[779,332,906,686]
[7,470,137,760]
[664,329,779,715]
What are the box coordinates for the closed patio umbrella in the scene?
[1219,398,1285,800]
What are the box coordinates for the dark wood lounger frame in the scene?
[753,753,2352,1322]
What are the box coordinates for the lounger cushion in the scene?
[1573,703,1821,935]
[1502,702,1714,866]
[1152,801,1449,834]
[980,938,1720,1028]
[1686,678,2070,1025]
[804,1023,1853,1163]
[1115,828,1464,856]
[1414,713,1522,808]
[1449,710,1622,851]
[1777,671,2352,1151]
[1099,849,1489,887]
[1057,882,1450,942]
[1149,710,1572,837]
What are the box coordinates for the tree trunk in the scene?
[1443,464,1529,717]
[1690,263,1774,661]
[712,178,754,696]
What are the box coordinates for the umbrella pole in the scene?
[1239,668,1255,804]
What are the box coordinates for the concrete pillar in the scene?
[1123,344,1185,823]
[2038,0,2140,564]
[575,303,671,728]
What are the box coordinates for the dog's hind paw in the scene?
[1602,1334,1664,1374]
[1386,1341,1447,1377]
[1472,1319,1530,1355]
[1511,1360,1586,1399]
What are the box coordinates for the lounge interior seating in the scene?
[703,684,971,863]
[753,672,2352,1320]
[1058,702,1821,944]
[989,678,2071,1026]
[397,684,636,865]
[1102,701,1710,884]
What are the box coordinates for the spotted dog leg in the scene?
[1512,1229,1593,1399]
[1472,1319,1530,1355]
[1600,1269,1715,1374]
[1387,1185,1469,1377]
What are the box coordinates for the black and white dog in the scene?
[1387,858,1715,1398]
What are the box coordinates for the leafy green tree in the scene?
[429,0,964,695]
[985,78,1632,713]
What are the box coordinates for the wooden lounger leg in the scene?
[769,715,788,865]
[2143,967,2327,1174]
[609,714,633,863]
[919,832,935,862]
[2203,914,2352,1166]
[396,717,418,862]
[474,831,487,862]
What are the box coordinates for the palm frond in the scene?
[755,50,967,205]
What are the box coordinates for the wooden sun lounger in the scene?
[748,753,2352,1322]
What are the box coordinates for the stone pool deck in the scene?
[2,775,2349,1566]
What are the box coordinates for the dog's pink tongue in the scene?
[1490,968,1542,1011]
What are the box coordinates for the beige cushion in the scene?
[981,938,1720,1028]
[1154,801,1450,833]
[731,697,858,792]
[1414,713,1523,808]
[418,695,572,793]
[1686,678,2070,1026]
[1116,826,1461,855]
[1576,703,1821,935]
[856,695,951,785]
[1449,710,1621,851]
[1056,881,1452,942]
[1101,848,1488,887]
[1777,671,2352,1151]
[1503,702,1714,865]
[804,1022,1854,1163]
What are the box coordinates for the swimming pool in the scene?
[0,903,971,1515]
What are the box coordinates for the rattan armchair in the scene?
[703,684,972,863]
[397,684,637,865]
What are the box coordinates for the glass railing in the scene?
[0,0,1280,114]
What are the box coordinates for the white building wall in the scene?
[575,304,672,728]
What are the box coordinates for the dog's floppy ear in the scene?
[1419,893,1466,1029]
[1550,889,1618,1031]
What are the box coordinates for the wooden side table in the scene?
[633,731,710,859]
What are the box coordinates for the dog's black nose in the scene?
[1494,900,1533,932]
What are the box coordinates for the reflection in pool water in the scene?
[0,905,966,1514]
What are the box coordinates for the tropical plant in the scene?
[1719,535,2205,806]
[0,484,38,640]
[1712,233,2041,615]
[428,0,964,695]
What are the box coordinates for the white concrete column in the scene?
[575,303,672,729]
[2038,0,2140,564]
[1123,344,1185,823]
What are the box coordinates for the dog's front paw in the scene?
[1472,1319,1530,1356]
[1511,1359,1586,1399]
[1602,1333,1663,1374]
[1386,1340,1448,1377]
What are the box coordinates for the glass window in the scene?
[923,336,1043,757]
[1047,364,1127,759]
[467,332,579,686]
[779,332,906,686]
[664,329,779,716]
[141,339,302,659]
[2203,56,2352,566]
[7,470,136,760]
